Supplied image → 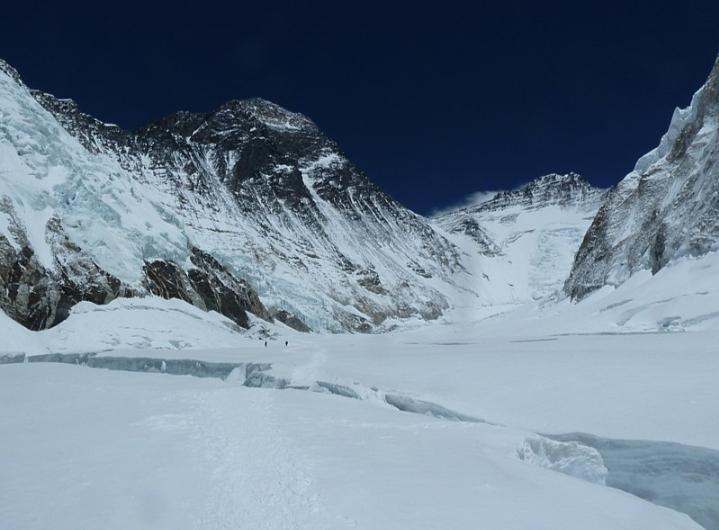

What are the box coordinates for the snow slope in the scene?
[0,296,269,357]
[38,297,258,353]
[539,250,719,334]
[0,305,39,354]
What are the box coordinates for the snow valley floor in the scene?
[2,268,719,530]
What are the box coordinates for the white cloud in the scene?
[428,189,503,217]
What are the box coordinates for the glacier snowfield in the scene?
[2,254,719,530]
[0,356,715,530]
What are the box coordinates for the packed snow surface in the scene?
[0,364,703,530]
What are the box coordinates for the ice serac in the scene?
[434,173,605,304]
[0,58,461,332]
[566,55,719,300]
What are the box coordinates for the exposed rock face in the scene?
[565,55,719,300]
[270,309,311,332]
[0,58,460,332]
[0,201,130,329]
[143,247,270,329]
[436,215,501,257]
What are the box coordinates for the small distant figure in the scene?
[285,340,288,347]
[264,341,267,347]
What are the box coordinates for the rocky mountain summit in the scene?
[565,55,719,300]
[471,172,605,214]
[0,58,461,332]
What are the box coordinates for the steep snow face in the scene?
[566,55,719,299]
[434,173,606,309]
[0,59,461,332]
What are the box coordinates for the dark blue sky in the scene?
[2,1,718,214]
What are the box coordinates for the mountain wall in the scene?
[565,55,719,300]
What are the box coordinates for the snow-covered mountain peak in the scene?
[0,58,462,332]
[433,172,605,254]
[215,97,318,133]
[527,171,594,193]
[433,172,606,307]
[140,98,319,141]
